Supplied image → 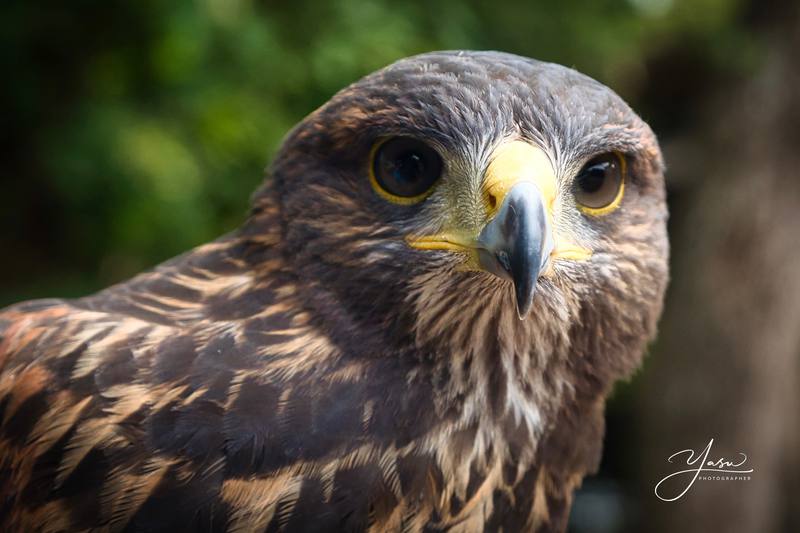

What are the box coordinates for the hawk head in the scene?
[256,50,668,374]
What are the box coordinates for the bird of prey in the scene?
[0,51,668,532]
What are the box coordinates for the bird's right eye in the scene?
[370,137,443,204]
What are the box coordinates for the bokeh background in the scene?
[1,1,798,532]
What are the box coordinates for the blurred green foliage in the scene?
[0,0,755,305]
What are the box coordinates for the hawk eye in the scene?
[370,137,443,204]
[574,152,625,215]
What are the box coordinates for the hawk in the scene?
[0,51,668,532]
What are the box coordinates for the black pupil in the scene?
[389,151,425,186]
[375,138,442,198]
[578,161,611,193]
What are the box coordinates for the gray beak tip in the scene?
[514,283,535,320]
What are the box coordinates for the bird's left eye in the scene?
[370,137,443,204]
[573,152,625,215]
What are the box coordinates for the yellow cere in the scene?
[407,139,593,265]
[482,140,558,220]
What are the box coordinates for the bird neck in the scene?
[408,268,582,442]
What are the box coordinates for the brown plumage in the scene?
[0,51,668,532]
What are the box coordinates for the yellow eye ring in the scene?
[368,137,443,205]
[575,152,626,216]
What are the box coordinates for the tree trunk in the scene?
[639,6,800,532]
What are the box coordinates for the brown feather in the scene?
[0,51,667,532]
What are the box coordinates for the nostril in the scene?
[495,250,511,274]
[487,192,498,211]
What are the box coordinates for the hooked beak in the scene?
[407,140,591,319]
[476,181,553,318]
